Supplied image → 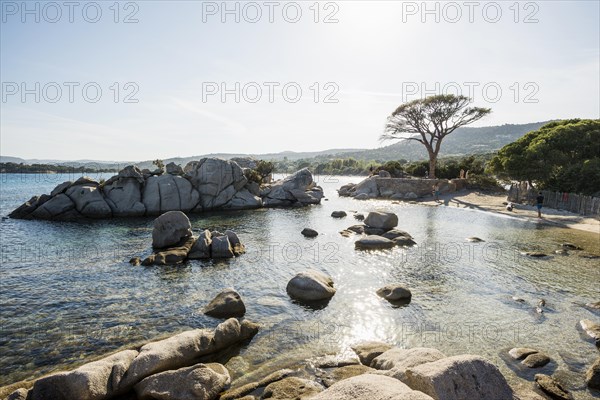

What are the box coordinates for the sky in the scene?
[1,0,599,161]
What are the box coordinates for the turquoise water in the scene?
[1,173,599,398]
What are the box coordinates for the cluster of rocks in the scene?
[5,318,259,400]
[217,342,539,400]
[338,175,465,200]
[131,211,246,266]
[337,211,416,250]
[9,159,323,221]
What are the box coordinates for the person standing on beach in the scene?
[536,192,544,218]
[433,183,440,202]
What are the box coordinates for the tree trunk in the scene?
[428,153,437,179]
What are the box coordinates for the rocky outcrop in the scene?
[338,177,466,200]
[22,318,258,400]
[372,348,446,382]
[9,159,323,221]
[286,270,336,303]
[534,374,571,400]
[261,377,324,399]
[152,211,192,249]
[350,342,393,366]
[587,357,600,389]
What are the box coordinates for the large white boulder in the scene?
[143,175,200,214]
[185,158,247,209]
[103,178,146,216]
[364,211,398,230]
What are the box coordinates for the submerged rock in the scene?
[371,348,446,381]
[320,364,375,388]
[466,237,484,242]
[534,374,572,400]
[376,285,412,302]
[262,377,324,399]
[286,270,336,302]
[521,353,551,368]
[508,348,539,360]
[586,357,600,389]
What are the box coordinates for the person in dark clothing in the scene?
[536,192,544,218]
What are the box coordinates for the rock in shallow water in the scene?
[376,285,412,302]
[371,347,446,381]
[350,341,393,366]
[301,228,318,238]
[580,319,600,340]
[355,235,395,250]
[521,353,551,368]
[364,211,398,230]
[508,347,539,360]
[286,270,336,302]
[331,211,347,218]
[587,357,600,389]
[262,377,324,399]
[534,374,572,400]
[152,211,192,249]
[203,288,246,318]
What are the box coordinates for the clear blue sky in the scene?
[1,0,599,161]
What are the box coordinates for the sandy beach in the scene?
[417,190,600,235]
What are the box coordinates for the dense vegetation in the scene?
[0,163,116,174]
[488,119,600,195]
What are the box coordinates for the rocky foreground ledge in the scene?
[9,158,323,221]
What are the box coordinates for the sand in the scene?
[416,191,600,235]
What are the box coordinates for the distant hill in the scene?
[328,121,553,162]
[1,121,553,170]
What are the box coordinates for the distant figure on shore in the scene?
[433,183,440,202]
[425,170,429,179]
[369,166,374,176]
[506,202,514,211]
[536,192,544,218]
[465,170,470,179]
[460,169,465,179]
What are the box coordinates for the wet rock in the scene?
[509,348,539,360]
[262,377,324,399]
[364,211,398,230]
[586,301,600,310]
[152,211,192,249]
[188,230,212,259]
[525,252,548,258]
[512,296,526,303]
[351,341,393,366]
[371,348,446,382]
[312,355,360,368]
[129,257,141,266]
[354,213,365,221]
[404,355,513,400]
[376,285,412,302]
[150,237,195,265]
[134,363,230,400]
[580,319,600,340]
[331,211,347,218]
[225,230,245,256]
[392,237,417,247]
[321,364,376,387]
[561,243,582,250]
[211,236,234,258]
[203,288,246,318]
[346,224,365,234]
[301,228,318,238]
[522,353,551,368]
[310,374,434,400]
[381,229,413,240]
[355,235,395,250]
[586,357,600,389]
[286,270,336,302]
[363,226,386,236]
[339,230,353,238]
[534,374,572,400]
[219,369,294,400]
[29,349,139,400]
[466,237,484,242]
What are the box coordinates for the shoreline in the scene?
[411,190,600,235]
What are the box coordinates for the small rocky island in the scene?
[9,158,323,221]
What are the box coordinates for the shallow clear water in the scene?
[1,173,599,398]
